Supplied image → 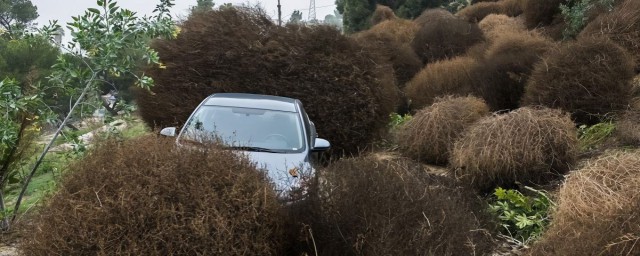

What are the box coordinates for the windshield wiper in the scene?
[228,146,283,153]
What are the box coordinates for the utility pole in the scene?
[277,0,282,26]
[308,0,316,21]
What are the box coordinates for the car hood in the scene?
[236,151,312,194]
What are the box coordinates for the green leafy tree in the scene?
[341,0,374,33]
[0,76,54,230]
[288,10,303,24]
[396,0,447,19]
[219,3,233,10]
[3,0,176,227]
[0,0,38,35]
[336,0,453,33]
[0,36,59,84]
[191,0,215,13]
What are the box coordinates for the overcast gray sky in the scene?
[31,0,338,30]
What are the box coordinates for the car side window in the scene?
[298,103,314,146]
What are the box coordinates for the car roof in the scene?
[203,93,298,113]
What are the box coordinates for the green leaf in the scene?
[88,8,101,14]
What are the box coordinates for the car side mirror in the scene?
[160,127,177,137]
[312,138,330,152]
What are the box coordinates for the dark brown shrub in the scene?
[528,151,640,256]
[522,0,567,28]
[368,18,419,45]
[311,156,496,255]
[579,0,640,71]
[476,31,554,111]
[538,15,568,41]
[404,56,482,110]
[478,14,529,42]
[456,2,505,23]
[450,107,579,192]
[135,8,397,155]
[522,37,635,124]
[500,0,524,17]
[20,136,284,255]
[413,8,456,27]
[352,30,422,87]
[371,4,396,25]
[396,96,490,165]
[616,110,640,146]
[411,16,485,64]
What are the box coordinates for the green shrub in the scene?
[560,0,614,39]
[388,112,412,129]
[577,121,615,151]
[489,187,553,244]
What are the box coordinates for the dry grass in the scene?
[579,0,640,71]
[396,96,490,165]
[450,107,579,192]
[309,155,496,255]
[404,56,482,110]
[522,37,636,124]
[528,151,640,255]
[19,136,284,255]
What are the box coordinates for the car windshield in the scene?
[180,105,305,153]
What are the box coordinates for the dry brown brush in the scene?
[411,16,485,64]
[371,4,396,25]
[135,8,397,155]
[579,0,640,72]
[368,18,419,45]
[450,107,578,192]
[528,151,640,256]
[522,0,567,28]
[20,136,284,255]
[615,110,640,146]
[475,31,554,111]
[413,8,456,27]
[522,37,635,124]
[500,0,524,17]
[478,14,528,42]
[456,2,504,23]
[352,30,422,87]
[404,56,482,110]
[396,96,490,165]
[309,156,496,255]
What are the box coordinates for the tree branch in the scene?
[12,73,98,221]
